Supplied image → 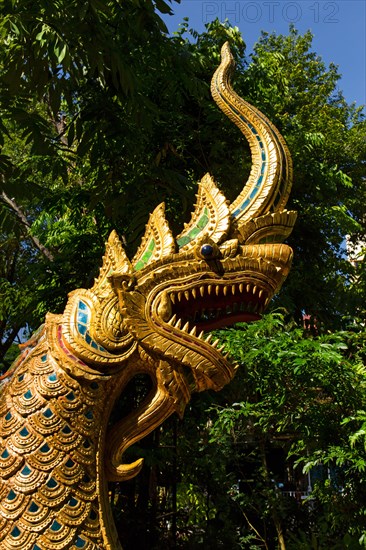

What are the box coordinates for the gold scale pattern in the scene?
[0,332,103,549]
[0,44,297,549]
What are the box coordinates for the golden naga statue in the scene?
[0,43,296,549]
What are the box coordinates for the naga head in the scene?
[108,42,296,396]
[57,43,296,481]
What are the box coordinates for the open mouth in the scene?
[167,280,269,332]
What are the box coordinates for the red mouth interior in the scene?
[169,282,268,331]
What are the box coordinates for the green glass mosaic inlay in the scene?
[134,238,156,271]
[177,207,209,248]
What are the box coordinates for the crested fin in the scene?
[237,210,298,244]
[92,230,132,297]
[211,42,293,226]
[176,173,230,251]
[132,203,175,271]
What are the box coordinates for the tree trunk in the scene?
[259,439,286,550]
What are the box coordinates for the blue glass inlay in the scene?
[83,473,91,483]
[261,151,266,160]
[83,439,91,449]
[11,526,21,537]
[78,311,88,324]
[50,520,62,532]
[40,443,50,453]
[48,372,57,382]
[68,497,78,507]
[5,411,12,421]
[20,427,29,437]
[7,489,16,501]
[65,458,74,468]
[41,354,47,362]
[24,389,32,399]
[47,478,58,489]
[18,374,24,382]
[75,536,86,548]
[78,323,87,336]
[28,501,39,513]
[21,465,32,476]
[62,424,72,434]
[1,448,9,459]
[85,410,93,420]
[90,382,99,390]
[43,408,53,418]
[34,545,42,550]
[89,509,97,520]
[66,391,75,401]
[76,300,106,351]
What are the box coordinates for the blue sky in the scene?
[163,0,366,107]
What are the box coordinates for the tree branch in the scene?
[0,191,54,262]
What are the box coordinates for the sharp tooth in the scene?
[246,284,251,293]
[239,283,244,293]
[232,285,236,295]
[175,318,182,329]
[184,290,190,300]
[239,302,245,311]
[170,293,176,304]
[247,301,253,312]
[253,285,258,295]
[208,285,212,295]
[218,344,225,352]
[198,331,205,339]
[177,292,183,302]
[168,314,177,325]
[190,326,197,336]
[192,288,197,299]
[212,339,220,348]
[200,286,205,297]
[264,297,270,307]
[259,289,264,299]
[223,286,228,296]
[205,334,212,343]
[216,285,220,296]
[183,321,190,332]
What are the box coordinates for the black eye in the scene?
[201,244,214,258]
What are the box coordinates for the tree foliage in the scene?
[171,314,366,548]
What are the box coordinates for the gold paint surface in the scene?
[0,44,296,549]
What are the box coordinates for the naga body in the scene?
[0,44,296,549]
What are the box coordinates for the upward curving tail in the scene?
[211,42,293,224]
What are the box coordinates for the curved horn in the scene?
[211,42,293,224]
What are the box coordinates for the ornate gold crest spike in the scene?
[93,229,132,296]
[132,202,175,270]
[211,42,294,225]
[176,173,230,251]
